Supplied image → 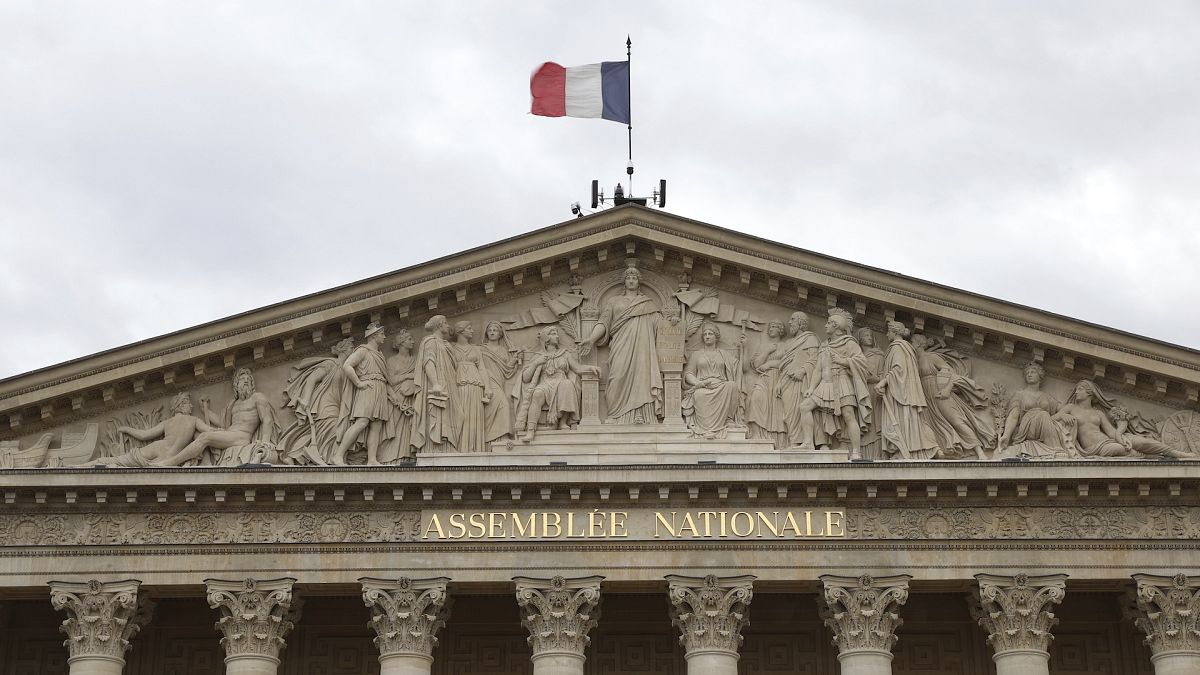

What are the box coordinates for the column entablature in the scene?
[513,574,604,659]
[360,576,451,659]
[205,577,300,665]
[48,578,153,665]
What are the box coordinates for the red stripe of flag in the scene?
[530,62,566,117]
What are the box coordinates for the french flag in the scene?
[530,61,630,124]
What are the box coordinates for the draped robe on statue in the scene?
[808,335,873,442]
[777,331,821,446]
[878,338,939,459]
[410,335,457,453]
[380,352,419,463]
[596,293,663,423]
[682,347,742,438]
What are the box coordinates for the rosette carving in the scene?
[666,574,755,656]
[513,575,604,657]
[970,573,1067,654]
[818,574,910,655]
[205,577,300,660]
[1130,573,1200,655]
[360,576,452,657]
[49,579,154,661]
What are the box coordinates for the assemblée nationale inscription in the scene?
[420,509,846,540]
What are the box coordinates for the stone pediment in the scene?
[3,203,1200,468]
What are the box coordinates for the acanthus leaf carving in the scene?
[205,577,300,660]
[818,574,910,655]
[666,573,755,656]
[514,575,604,657]
[360,576,452,658]
[1129,573,1200,655]
[969,573,1067,654]
[48,579,154,661]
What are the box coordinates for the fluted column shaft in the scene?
[49,579,153,675]
[360,576,452,675]
[666,574,755,675]
[205,577,300,675]
[514,575,604,675]
[1130,574,1200,675]
[970,573,1067,675]
[819,574,910,675]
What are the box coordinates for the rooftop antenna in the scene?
[568,36,668,217]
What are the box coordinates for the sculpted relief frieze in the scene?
[4,263,1200,469]
[0,506,1198,548]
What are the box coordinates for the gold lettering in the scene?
[488,512,507,538]
[780,511,802,537]
[731,511,754,537]
[468,513,486,538]
[756,511,782,538]
[422,514,446,540]
[511,512,536,538]
[654,511,678,538]
[805,511,825,537]
[588,510,606,537]
[543,512,562,538]
[610,511,628,537]
[718,511,728,537]
[677,512,699,537]
[697,511,717,537]
[448,512,467,539]
[826,511,845,537]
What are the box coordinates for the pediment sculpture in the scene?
[6,264,1200,469]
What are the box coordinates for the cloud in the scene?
[1,2,1198,379]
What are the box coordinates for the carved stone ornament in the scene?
[666,573,755,657]
[513,575,604,657]
[48,579,154,661]
[1130,573,1200,655]
[360,576,452,658]
[205,577,301,660]
[969,573,1067,654]
[818,574,911,655]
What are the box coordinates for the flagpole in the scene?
[626,35,633,195]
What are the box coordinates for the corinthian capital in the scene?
[360,577,452,658]
[49,579,154,661]
[970,573,1067,654]
[513,575,604,657]
[819,574,910,655]
[666,574,755,657]
[1129,573,1200,655]
[205,577,301,660]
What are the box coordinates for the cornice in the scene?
[4,206,1200,430]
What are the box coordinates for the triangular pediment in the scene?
[3,204,1199,466]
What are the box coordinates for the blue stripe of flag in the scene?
[600,61,630,124]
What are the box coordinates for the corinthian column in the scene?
[969,573,1067,675]
[205,577,301,675]
[48,579,154,675]
[818,574,910,675]
[360,577,452,675]
[666,574,755,675]
[1129,574,1200,675]
[513,575,604,675]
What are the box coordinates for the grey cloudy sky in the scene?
[2,1,1199,380]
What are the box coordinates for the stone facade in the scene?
[0,206,1197,673]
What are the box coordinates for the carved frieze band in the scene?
[1,506,1197,548]
[969,573,1067,654]
[360,576,451,658]
[513,575,604,657]
[819,574,910,655]
[48,578,154,661]
[205,577,301,660]
[666,574,755,656]
[1129,573,1200,655]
